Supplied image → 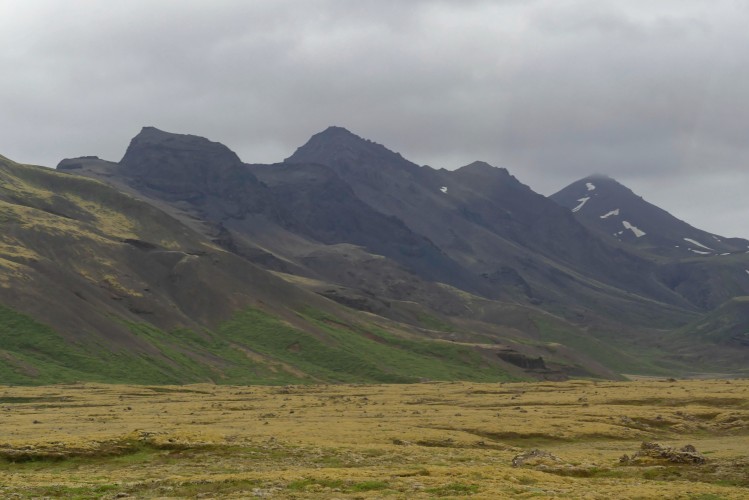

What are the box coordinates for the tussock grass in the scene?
[0,379,747,498]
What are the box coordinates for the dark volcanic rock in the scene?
[287,127,692,314]
[107,127,488,303]
[248,162,481,293]
[119,127,273,217]
[285,126,413,175]
[120,127,243,187]
[620,442,706,465]
[512,449,562,467]
[496,349,546,370]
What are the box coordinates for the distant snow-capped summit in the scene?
[551,175,749,257]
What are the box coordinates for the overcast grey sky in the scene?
[2,0,748,237]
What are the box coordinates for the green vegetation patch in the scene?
[219,307,513,383]
[0,300,512,385]
[532,315,676,375]
[417,311,456,332]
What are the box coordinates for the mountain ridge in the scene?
[2,125,746,384]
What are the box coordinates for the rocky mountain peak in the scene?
[456,160,511,177]
[460,160,495,170]
[555,175,644,208]
[552,174,749,258]
[284,126,413,171]
[317,125,358,138]
[116,127,264,208]
[120,127,242,170]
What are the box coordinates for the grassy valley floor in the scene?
[0,379,748,498]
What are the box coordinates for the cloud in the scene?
[1,0,748,237]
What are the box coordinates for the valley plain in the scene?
[1,379,748,499]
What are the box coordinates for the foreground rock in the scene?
[512,449,562,467]
[620,442,706,465]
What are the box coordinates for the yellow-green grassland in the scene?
[1,379,747,499]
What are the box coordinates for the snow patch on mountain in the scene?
[683,238,713,251]
[600,209,620,219]
[690,249,711,255]
[622,221,646,238]
[572,197,590,213]
[586,182,596,191]
[440,186,448,193]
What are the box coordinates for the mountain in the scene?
[1,125,743,383]
[681,296,749,348]
[60,128,488,310]
[551,175,749,257]
[286,128,700,316]
[552,175,749,308]
[1,153,544,385]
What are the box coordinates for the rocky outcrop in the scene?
[119,127,274,217]
[512,449,562,467]
[497,349,547,370]
[620,442,706,465]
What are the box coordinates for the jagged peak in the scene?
[284,126,410,168]
[294,125,376,149]
[454,160,512,179]
[316,125,359,138]
[457,160,504,172]
[462,160,494,169]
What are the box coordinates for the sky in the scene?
[2,0,748,237]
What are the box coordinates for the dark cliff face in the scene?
[118,127,273,217]
[120,127,244,190]
[285,126,428,205]
[248,162,483,294]
[285,128,681,309]
[114,127,482,294]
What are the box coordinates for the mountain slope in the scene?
[285,128,697,319]
[65,127,695,325]
[552,175,749,308]
[551,175,749,257]
[34,126,749,380]
[62,128,483,296]
[680,296,749,348]
[245,161,485,295]
[1,154,530,384]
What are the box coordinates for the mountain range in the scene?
[1,125,747,384]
